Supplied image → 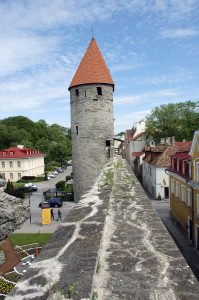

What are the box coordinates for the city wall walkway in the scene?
[8,157,199,299]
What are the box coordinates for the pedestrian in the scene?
[57,209,62,221]
[50,208,54,220]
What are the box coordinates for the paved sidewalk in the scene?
[162,215,199,280]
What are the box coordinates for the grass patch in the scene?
[10,233,53,246]
[103,169,114,187]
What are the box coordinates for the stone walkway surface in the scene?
[7,158,199,300]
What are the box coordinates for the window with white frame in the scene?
[176,182,180,199]
[197,194,199,217]
[2,162,5,168]
[181,185,186,203]
[9,161,13,168]
[188,189,192,207]
[17,161,21,168]
[18,173,21,179]
[10,173,13,179]
[171,178,174,193]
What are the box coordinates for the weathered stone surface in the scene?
[0,191,29,242]
[70,83,114,201]
[8,158,199,299]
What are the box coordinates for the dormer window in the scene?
[10,151,13,156]
[97,87,102,95]
[75,89,79,96]
[3,152,6,156]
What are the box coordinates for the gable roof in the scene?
[189,130,199,156]
[143,142,192,167]
[69,38,114,90]
[133,131,145,141]
[126,129,136,142]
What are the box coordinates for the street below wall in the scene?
[150,198,199,281]
[15,165,76,234]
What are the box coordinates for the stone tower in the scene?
[68,38,114,202]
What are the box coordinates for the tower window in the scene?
[85,90,86,97]
[106,140,111,147]
[76,126,78,134]
[75,89,79,96]
[97,87,102,95]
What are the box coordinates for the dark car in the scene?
[48,197,63,208]
[39,201,50,208]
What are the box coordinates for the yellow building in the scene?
[168,131,199,249]
[0,145,45,182]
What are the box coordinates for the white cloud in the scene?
[114,89,179,106]
[160,28,199,38]
[135,71,193,85]
[114,109,151,133]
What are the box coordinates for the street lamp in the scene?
[29,192,32,224]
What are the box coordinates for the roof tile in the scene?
[69,38,114,90]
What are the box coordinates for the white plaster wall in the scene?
[142,162,156,198]
[135,120,145,133]
[155,167,169,199]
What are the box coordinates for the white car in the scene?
[48,173,55,178]
[24,182,33,187]
[53,171,58,175]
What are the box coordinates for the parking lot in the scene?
[15,165,76,233]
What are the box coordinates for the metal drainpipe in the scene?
[191,185,195,247]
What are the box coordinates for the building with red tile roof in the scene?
[167,130,199,249]
[0,145,45,182]
[142,142,191,200]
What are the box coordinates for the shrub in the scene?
[65,175,71,182]
[64,184,73,193]
[5,180,15,196]
[55,180,66,191]
[22,176,35,180]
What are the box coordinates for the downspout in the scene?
[187,160,194,247]
[191,185,194,247]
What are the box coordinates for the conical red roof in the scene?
[68,38,114,90]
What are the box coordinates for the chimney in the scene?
[166,137,171,146]
[17,145,24,149]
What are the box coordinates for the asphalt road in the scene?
[15,166,76,233]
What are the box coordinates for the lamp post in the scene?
[29,192,32,224]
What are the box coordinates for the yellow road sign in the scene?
[42,208,51,225]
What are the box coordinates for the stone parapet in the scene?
[8,158,199,299]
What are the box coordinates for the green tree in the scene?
[5,180,15,195]
[145,101,199,142]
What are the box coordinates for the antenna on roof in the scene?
[91,29,95,39]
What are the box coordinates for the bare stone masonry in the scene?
[9,157,199,299]
[70,83,114,202]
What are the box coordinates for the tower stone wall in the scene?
[70,83,114,201]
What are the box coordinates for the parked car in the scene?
[53,170,59,175]
[67,179,73,184]
[48,197,63,208]
[39,201,50,208]
[48,173,55,178]
[24,183,38,192]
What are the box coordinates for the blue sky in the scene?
[0,0,198,133]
